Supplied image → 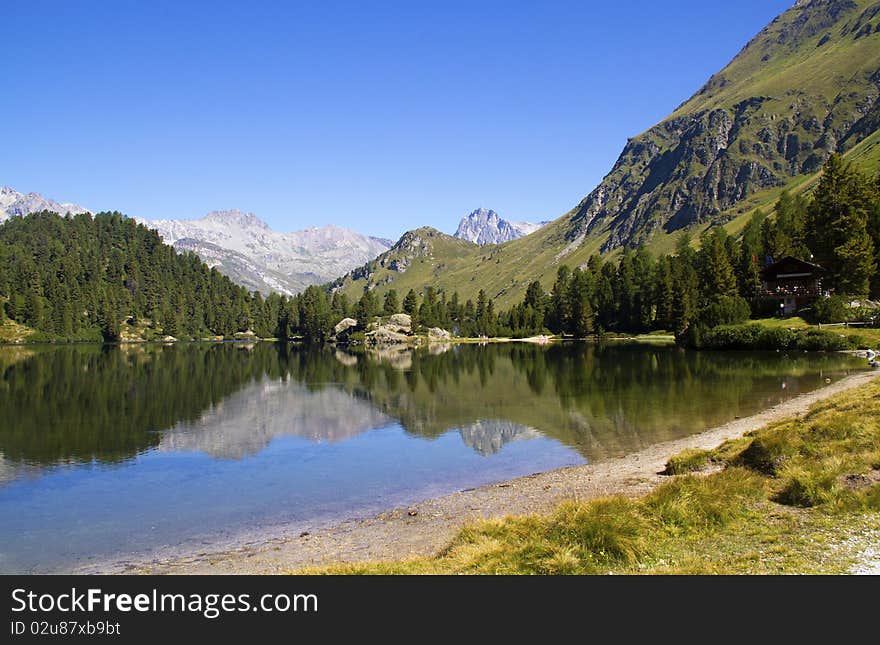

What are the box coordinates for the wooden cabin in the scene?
[760,256,824,316]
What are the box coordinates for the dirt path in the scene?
[87,369,880,575]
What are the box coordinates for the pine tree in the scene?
[383,289,399,315]
[547,265,571,334]
[330,291,350,321]
[595,263,617,331]
[738,210,766,301]
[573,297,595,338]
[475,289,487,323]
[654,256,675,331]
[354,290,379,329]
[524,281,547,312]
[403,289,419,317]
[871,173,880,297]
[698,228,738,302]
[672,234,699,335]
[806,155,877,295]
[299,286,331,342]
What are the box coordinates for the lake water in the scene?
[0,342,866,573]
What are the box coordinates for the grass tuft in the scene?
[663,449,712,475]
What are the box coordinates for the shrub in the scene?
[812,296,850,324]
[793,330,854,351]
[698,323,762,349]
[691,323,858,351]
[757,326,796,350]
[699,296,751,329]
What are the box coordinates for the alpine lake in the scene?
[0,340,867,573]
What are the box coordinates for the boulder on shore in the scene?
[334,318,359,336]
[366,326,410,346]
[388,313,412,330]
[427,327,451,340]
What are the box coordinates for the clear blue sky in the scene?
[2,0,793,240]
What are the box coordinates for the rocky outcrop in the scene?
[365,326,411,345]
[388,313,412,330]
[380,230,433,273]
[334,318,359,336]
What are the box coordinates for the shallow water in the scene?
[0,342,866,573]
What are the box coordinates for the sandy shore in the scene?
[91,368,879,575]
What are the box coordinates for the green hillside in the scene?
[336,0,880,308]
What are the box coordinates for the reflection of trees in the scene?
[329,343,862,461]
[0,342,862,470]
[0,344,292,466]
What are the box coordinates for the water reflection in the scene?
[0,342,866,475]
[0,341,869,573]
[158,379,391,459]
[456,420,542,456]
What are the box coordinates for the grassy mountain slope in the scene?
[336,0,880,308]
[571,0,880,248]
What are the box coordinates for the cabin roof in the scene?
[761,256,824,280]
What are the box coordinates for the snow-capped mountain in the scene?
[0,186,91,223]
[138,210,392,295]
[453,208,546,245]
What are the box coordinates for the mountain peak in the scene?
[454,208,545,245]
[0,185,91,223]
[201,209,270,230]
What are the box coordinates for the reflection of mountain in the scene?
[0,454,23,486]
[334,344,864,462]
[158,379,391,459]
[457,420,541,457]
[0,342,865,475]
[0,344,292,466]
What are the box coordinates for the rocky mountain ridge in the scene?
[0,186,90,223]
[453,208,546,245]
[139,210,392,295]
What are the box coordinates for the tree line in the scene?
[497,153,880,338]
[0,211,320,342]
[348,154,878,339]
[0,155,876,343]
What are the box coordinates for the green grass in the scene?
[751,317,880,346]
[309,379,880,575]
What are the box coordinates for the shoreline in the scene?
[80,367,880,575]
